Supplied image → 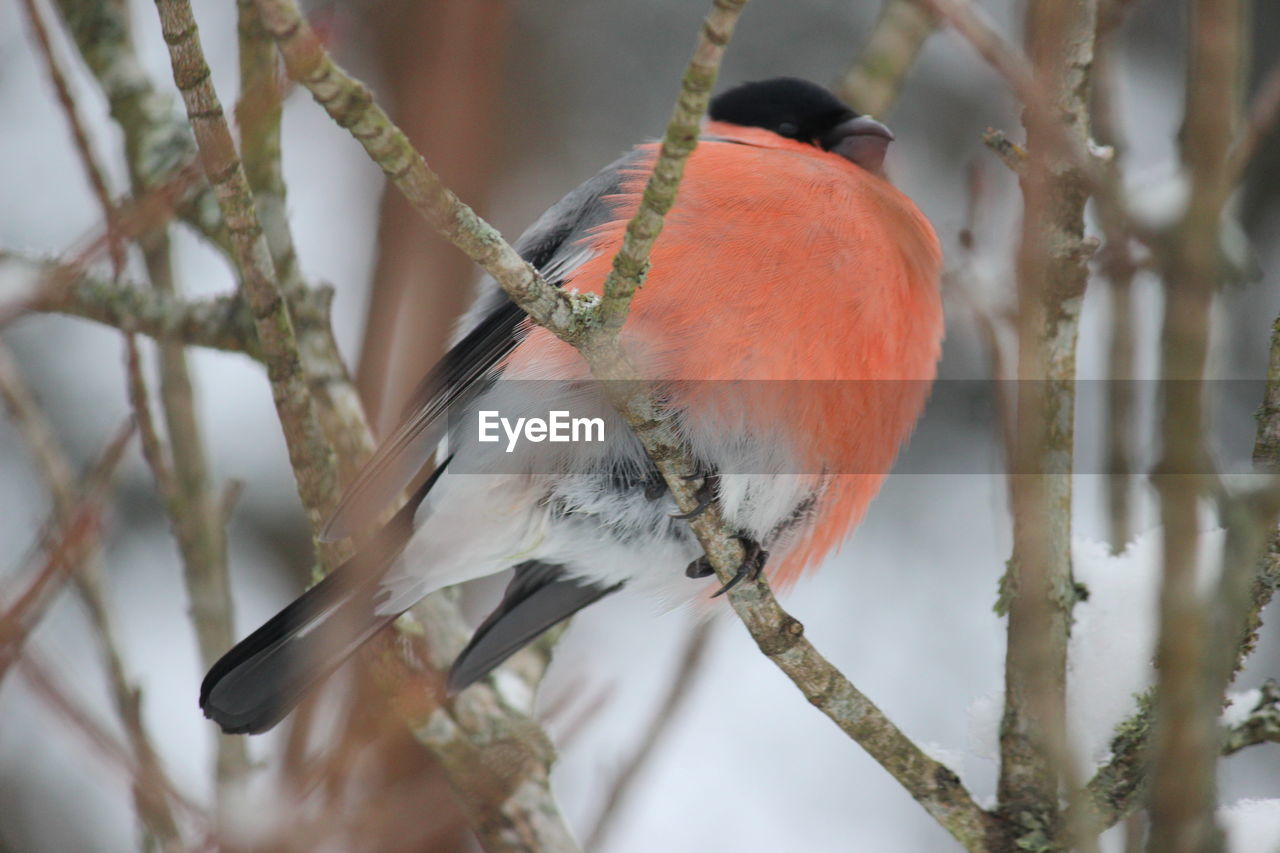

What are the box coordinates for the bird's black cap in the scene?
[708,77,857,146]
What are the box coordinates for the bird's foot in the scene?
[670,470,720,520]
[684,537,768,597]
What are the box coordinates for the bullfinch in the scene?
[200,77,944,735]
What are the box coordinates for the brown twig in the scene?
[49,0,228,252]
[18,0,125,277]
[1145,0,1244,849]
[996,1,1097,848]
[1091,1,1139,555]
[135,229,249,790]
[0,344,184,845]
[837,0,939,117]
[585,620,714,852]
[1227,60,1280,188]
[18,650,206,844]
[151,0,340,562]
[594,0,747,336]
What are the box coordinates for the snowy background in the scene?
[1,0,1279,850]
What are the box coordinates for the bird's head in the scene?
[708,77,894,176]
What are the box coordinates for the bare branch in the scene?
[150,0,340,557]
[48,0,227,251]
[1222,681,1280,756]
[595,0,747,334]
[586,621,714,852]
[250,0,1000,846]
[837,0,938,118]
[18,0,124,276]
[8,253,259,355]
[252,0,586,341]
[1145,0,1245,848]
[997,1,1097,848]
[1227,60,1280,188]
[0,343,184,845]
[236,0,303,295]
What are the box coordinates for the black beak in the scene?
[820,115,895,175]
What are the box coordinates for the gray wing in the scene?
[445,561,622,694]
[321,149,644,542]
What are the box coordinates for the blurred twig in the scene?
[1091,0,1139,555]
[997,1,1097,849]
[837,0,938,117]
[1227,60,1280,188]
[0,345,184,846]
[18,650,203,847]
[151,0,341,564]
[123,330,249,789]
[1145,0,1244,849]
[1221,681,1280,755]
[17,0,124,277]
[49,0,228,253]
[585,621,714,853]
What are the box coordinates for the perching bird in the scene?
[201,77,944,735]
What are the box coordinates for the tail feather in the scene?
[446,562,621,695]
[201,461,448,734]
[199,570,392,734]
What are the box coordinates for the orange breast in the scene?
[508,122,944,584]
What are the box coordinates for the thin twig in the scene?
[236,0,302,295]
[594,0,747,335]
[585,621,714,852]
[981,127,1027,173]
[138,229,250,790]
[18,650,207,840]
[18,0,125,277]
[6,252,336,359]
[1091,2,1139,555]
[0,343,184,845]
[1227,60,1280,188]
[150,0,341,560]
[837,0,939,118]
[1221,681,1280,756]
[49,0,228,251]
[1146,0,1244,849]
[996,1,1097,848]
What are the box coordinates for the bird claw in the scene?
[684,537,768,596]
[669,472,720,520]
[642,473,668,500]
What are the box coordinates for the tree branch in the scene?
[997,1,1097,848]
[594,0,746,335]
[1145,0,1244,849]
[150,0,340,559]
[18,0,125,276]
[49,0,227,252]
[1222,681,1280,756]
[837,0,938,118]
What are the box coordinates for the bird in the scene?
[200,77,944,735]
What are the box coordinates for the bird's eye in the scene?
[776,121,798,137]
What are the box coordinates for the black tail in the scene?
[200,463,448,734]
[198,565,393,734]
